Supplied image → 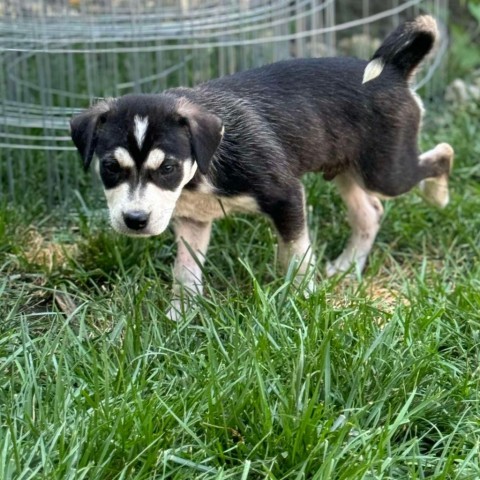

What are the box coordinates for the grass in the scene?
[1,100,480,479]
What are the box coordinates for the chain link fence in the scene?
[0,0,449,206]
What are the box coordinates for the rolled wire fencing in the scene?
[0,0,449,206]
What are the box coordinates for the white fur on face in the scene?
[133,115,148,149]
[104,158,198,236]
[114,147,135,169]
[143,148,165,170]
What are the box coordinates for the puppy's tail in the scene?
[362,15,438,84]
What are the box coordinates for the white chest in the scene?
[174,189,260,223]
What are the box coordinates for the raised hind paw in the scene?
[419,143,454,208]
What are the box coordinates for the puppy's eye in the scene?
[102,160,121,174]
[159,162,177,175]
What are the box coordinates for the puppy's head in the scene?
[70,94,223,236]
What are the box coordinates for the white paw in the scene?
[326,260,347,277]
[326,254,366,278]
[166,299,188,322]
[419,177,449,208]
[294,275,316,298]
[419,143,454,209]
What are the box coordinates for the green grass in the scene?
[1,101,480,479]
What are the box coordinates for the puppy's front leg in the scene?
[167,217,212,321]
[278,227,316,295]
[263,182,316,295]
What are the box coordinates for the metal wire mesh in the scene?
[0,0,449,206]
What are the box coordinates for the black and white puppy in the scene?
[71,15,454,318]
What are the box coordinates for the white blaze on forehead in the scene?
[144,148,166,170]
[133,115,149,149]
[114,147,135,169]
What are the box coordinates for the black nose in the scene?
[123,210,149,231]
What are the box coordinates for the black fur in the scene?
[71,16,447,244]
[71,95,223,192]
[369,18,436,79]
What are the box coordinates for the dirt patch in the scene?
[329,271,411,316]
[22,228,78,271]
[365,278,410,310]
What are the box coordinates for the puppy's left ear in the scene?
[179,103,223,175]
[70,100,112,170]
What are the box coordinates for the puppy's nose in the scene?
[123,210,149,231]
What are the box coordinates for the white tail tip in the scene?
[362,58,385,84]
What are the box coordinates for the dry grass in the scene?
[21,227,78,271]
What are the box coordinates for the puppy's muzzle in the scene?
[123,210,150,231]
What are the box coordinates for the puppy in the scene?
[71,15,454,319]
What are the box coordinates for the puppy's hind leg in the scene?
[327,172,383,277]
[418,143,454,208]
[167,217,212,321]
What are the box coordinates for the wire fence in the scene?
[0,0,449,206]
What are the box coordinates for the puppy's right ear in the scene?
[70,101,112,170]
